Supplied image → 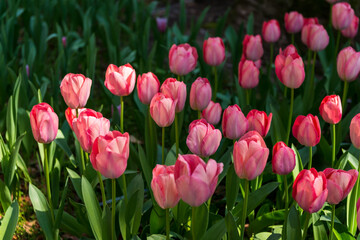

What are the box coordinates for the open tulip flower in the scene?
[332,2,355,31]
[272,141,296,175]
[350,113,360,149]
[292,114,321,147]
[203,37,225,66]
[60,73,92,109]
[137,72,160,105]
[246,109,272,137]
[319,95,342,125]
[337,46,360,82]
[222,104,248,140]
[30,103,59,144]
[149,92,176,128]
[285,11,304,34]
[341,16,359,39]
[161,78,187,113]
[201,101,222,125]
[190,77,212,112]
[65,107,87,130]
[105,63,136,97]
[169,43,198,76]
[242,34,264,61]
[262,19,281,43]
[238,58,260,89]
[301,23,329,52]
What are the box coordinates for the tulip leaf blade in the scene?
[200,218,226,240]
[312,212,328,240]
[192,204,209,240]
[126,174,144,235]
[286,206,301,240]
[4,131,25,187]
[249,209,285,234]
[0,200,19,240]
[225,212,240,240]
[226,164,240,211]
[0,178,12,212]
[67,167,83,201]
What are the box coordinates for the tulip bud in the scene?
[161,78,187,113]
[137,72,160,105]
[332,2,355,30]
[319,95,342,124]
[65,107,87,130]
[30,103,59,144]
[337,46,360,82]
[156,17,167,33]
[262,19,281,43]
[301,24,329,51]
[242,34,264,61]
[284,11,304,33]
[202,101,222,125]
[246,109,272,137]
[238,58,260,89]
[292,114,321,147]
[26,65,30,77]
[190,77,212,111]
[292,168,328,213]
[169,43,198,76]
[150,92,176,127]
[105,63,136,96]
[272,142,296,175]
[62,36,67,47]
[203,37,225,66]
[60,73,92,109]
[222,104,248,140]
[341,16,359,39]
[350,113,360,149]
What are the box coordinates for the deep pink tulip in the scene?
[272,141,296,175]
[190,77,212,111]
[319,95,342,124]
[323,168,358,205]
[156,17,167,33]
[222,104,248,140]
[186,119,222,157]
[104,63,136,96]
[341,16,359,38]
[246,109,272,137]
[292,168,328,213]
[332,2,355,30]
[90,131,129,179]
[150,92,176,127]
[350,113,360,149]
[203,37,225,66]
[65,107,87,130]
[337,46,360,82]
[262,19,281,43]
[238,58,260,89]
[233,131,269,180]
[242,34,264,61]
[137,72,160,105]
[72,109,110,153]
[151,165,180,209]
[174,154,223,207]
[169,43,198,76]
[284,11,304,33]
[303,17,319,26]
[301,24,329,51]
[60,73,92,109]
[30,103,59,144]
[161,78,187,113]
[202,101,222,125]
[292,114,321,147]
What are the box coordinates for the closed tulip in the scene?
[323,168,358,205]
[72,109,110,153]
[262,19,281,43]
[272,141,296,175]
[161,78,187,113]
[341,16,359,39]
[222,104,248,140]
[319,95,342,124]
[301,24,329,51]
[292,114,321,147]
[156,17,167,33]
[350,113,360,149]
[90,131,129,179]
[30,103,59,144]
[203,37,225,66]
[104,63,136,96]
[150,92,176,127]
[246,110,272,137]
[60,73,92,109]
[284,11,304,33]
[190,77,212,111]
[337,46,360,82]
[332,2,355,30]
[202,101,222,125]
[233,131,269,180]
[292,168,328,213]
[238,59,260,89]
[174,154,223,207]
[151,165,180,209]
[137,72,160,105]
[242,34,264,61]
[169,43,198,76]
[186,119,222,157]
[65,107,87,130]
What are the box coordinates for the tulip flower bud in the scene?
[65,107,87,130]
[238,59,260,89]
[350,113,360,149]
[137,72,160,105]
[319,95,342,124]
[161,78,187,113]
[174,154,223,207]
[284,11,304,33]
[301,24,329,51]
[332,2,355,30]
[341,16,359,39]
[202,101,222,125]
[30,103,59,144]
[337,46,360,82]
[246,109,272,137]
[60,73,92,109]
[272,142,296,175]
[203,37,225,66]
[150,92,176,128]
[293,168,328,213]
[90,131,129,179]
[303,17,319,26]
[222,104,248,140]
[262,19,281,43]
[323,168,358,205]
[62,36,67,47]
[242,34,264,61]
[26,65,30,77]
[104,63,136,96]
[190,77,212,111]
[292,114,321,147]
[156,17,167,33]
[169,43,198,76]
[233,131,269,180]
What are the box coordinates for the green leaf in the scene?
[312,213,328,240]
[138,144,152,194]
[287,206,301,240]
[291,144,303,182]
[6,95,16,148]
[149,204,165,235]
[200,218,226,240]
[246,13,254,35]
[54,177,69,230]
[101,206,112,240]
[249,210,285,234]
[126,174,144,235]
[55,130,75,166]
[147,235,166,240]
[225,212,240,240]
[57,210,92,238]
[226,164,239,211]
[0,200,19,240]
[192,204,209,239]
[67,168,83,201]
[0,179,11,212]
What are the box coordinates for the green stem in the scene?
[309,51,317,105]
[291,33,295,46]
[97,171,107,210]
[307,49,312,76]
[308,146,313,169]
[283,175,289,240]
[122,174,127,202]
[334,30,341,59]
[332,124,336,168]
[285,88,294,145]
[111,179,116,240]
[342,80,349,111]
[212,66,218,101]
[240,180,250,240]
[166,208,170,240]
[301,212,311,240]
[43,144,55,223]
[192,206,196,240]
[284,86,288,98]
[162,127,165,165]
[198,110,201,119]
[175,113,179,156]
[268,43,274,81]
[330,204,335,240]
[246,89,251,106]
[120,96,124,133]
[80,148,86,174]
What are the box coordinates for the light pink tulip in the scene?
[65,107,87,130]
[161,78,187,113]
[222,104,248,140]
[319,95,342,124]
[60,73,92,109]
[350,113,360,149]
[174,154,223,207]
[137,72,160,105]
[30,103,59,144]
[104,63,136,96]
[262,19,281,43]
[242,34,264,61]
[246,109,272,137]
[190,77,212,111]
[341,16,359,39]
[284,11,304,33]
[203,37,225,66]
[202,101,222,125]
[337,46,360,82]
[238,58,260,89]
[292,114,321,147]
[150,92,176,127]
[169,43,198,76]
[301,24,329,51]
[156,17,167,33]
[272,141,296,175]
[332,2,355,30]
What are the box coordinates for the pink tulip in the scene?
[275,45,305,89]
[169,43,198,76]
[156,17,167,33]
[233,131,269,180]
[151,165,180,209]
[186,119,222,157]
[60,73,92,109]
[30,103,59,144]
[161,78,187,112]
[104,63,136,96]
[238,58,260,89]
[272,141,296,175]
[222,104,248,140]
[65,107,87,130]
[262,19,281,43]
[319,95,342,124]
[301,24,329,51]
[246,109,272,137]
[323,168,358,205]
[292,168,328,213]
[203,37,225,66]
[190,77,212,111]
[332,2,355,30]
[242,34,264,61]
[341,16,359,38]
[150,92,176,127]
[202,101,222,125]
[350,113,360,149]
[284,11,304,33]
[292,114,321,147]
[90,131,129,179]
[72,109,110,153]
[303,17,319,26]
[337,46,360,82]
[174,154,223,207]
[137,72,160,105]
[62,36,67,47]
